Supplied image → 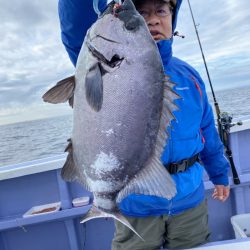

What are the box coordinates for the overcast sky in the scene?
[0,0,249,125]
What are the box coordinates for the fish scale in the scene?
[42,0,180,240]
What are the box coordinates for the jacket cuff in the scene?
[210,174,229,186]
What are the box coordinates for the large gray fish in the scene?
[43,0,179,238]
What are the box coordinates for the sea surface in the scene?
[0,85,250,167]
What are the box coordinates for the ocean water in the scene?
[0,115,73,167]
[0,85,249,167]
[207,85,250,120]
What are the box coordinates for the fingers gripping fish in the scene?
[43,0,180,240]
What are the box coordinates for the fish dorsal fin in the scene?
[80,205,144,241]
[85,63,103,112]
[154,75,180,156]
[42,75,75,107]
[61,139,90,191]
[116,156,176,203]
[163,78,181,113]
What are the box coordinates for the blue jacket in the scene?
[58,0,230,216]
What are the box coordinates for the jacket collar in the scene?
[157,39,173,66]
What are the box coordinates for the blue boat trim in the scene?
[0,205,92,231]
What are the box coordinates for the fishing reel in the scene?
[219,112,233,133]
[219,112,243,133]
[218,112,243,146]
[218,112,242,185]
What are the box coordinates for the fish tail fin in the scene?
[81,206,144,241]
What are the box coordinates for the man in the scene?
[58,0,230,249]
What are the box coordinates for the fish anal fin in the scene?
[85,63,103,112]
[116,156,176,203]
[42,75,75,105]
[81,206,144,241]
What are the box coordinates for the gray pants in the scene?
[112,200,210,250]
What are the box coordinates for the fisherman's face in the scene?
[135,0,173,41]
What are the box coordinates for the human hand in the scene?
[212,185,230,202]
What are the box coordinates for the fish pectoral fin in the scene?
[81,206,144,241]
[85,63,103,112]
[42,75,75,107]
[116,156,176,203]
[61,140,90,190]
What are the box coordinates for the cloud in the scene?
[0,0,74,124]
[173,0,250,90]
[0,0,249,125]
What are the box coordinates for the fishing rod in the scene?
[187,0,241,185]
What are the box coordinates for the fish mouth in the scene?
[112,0,142,31]
[86,40,124,69]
